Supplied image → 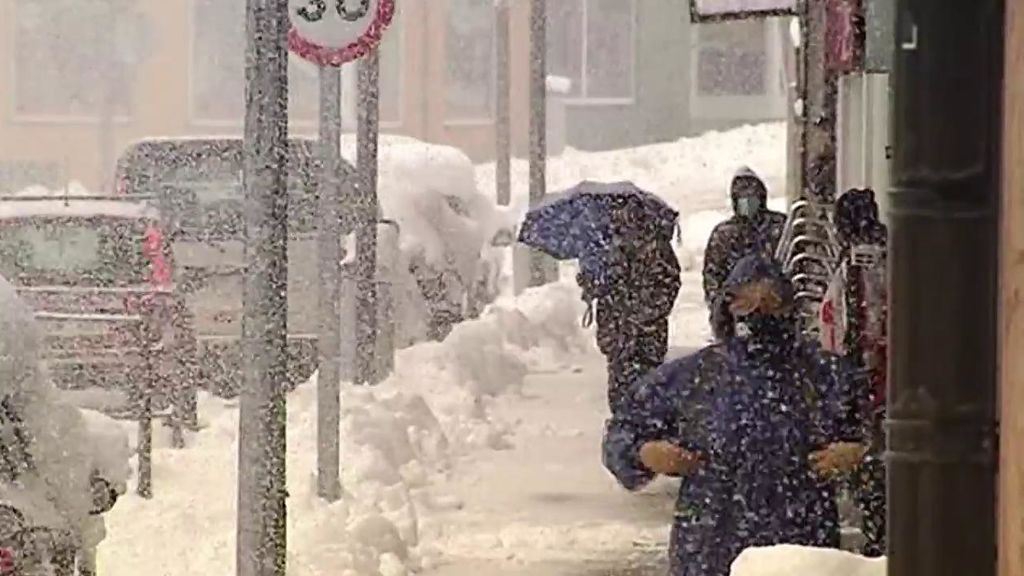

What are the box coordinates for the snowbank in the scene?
[97,278,590,576]
[475,122,787,224]
[341,136,502,287]
[475,122,790,269]
[731,545,885,576]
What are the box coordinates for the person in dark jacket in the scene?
[603,254,863,576]
[702,167,787,329]
[822,187,888,557]
[578,197,681,413]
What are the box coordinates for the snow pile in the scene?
[730,545,885,576]
[97,279,591,576]
[475,122,789,270]
[475,122,786,222]
[385,280,591,452]
[341,137,503,289]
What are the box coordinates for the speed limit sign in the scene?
[288,0,396,67]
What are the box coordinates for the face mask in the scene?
[736,196,761,217]
[734,312,792,345]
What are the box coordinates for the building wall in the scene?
[0,0,518,192]
[563,0,691,151]
[0,1,787,192]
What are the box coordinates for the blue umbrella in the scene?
[517,181,678,305]
[517,180,678,264]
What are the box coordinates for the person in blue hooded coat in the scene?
[602,254,865,576]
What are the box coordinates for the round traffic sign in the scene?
[288,0,396,67]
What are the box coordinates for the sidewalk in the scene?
[422,357,676,575]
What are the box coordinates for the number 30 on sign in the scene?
[288,0,395,67]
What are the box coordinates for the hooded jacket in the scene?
[834,188,887,256]
[701,167,787,307]
[603,254,858,576]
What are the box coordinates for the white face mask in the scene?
[736,196,761,217]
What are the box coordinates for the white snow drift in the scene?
[730,545,885,576]
[97,280,590,576]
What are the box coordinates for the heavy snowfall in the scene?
[3,1,1017,575]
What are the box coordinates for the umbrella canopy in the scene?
[517,180,678,263]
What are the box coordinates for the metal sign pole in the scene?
[237,0,290,573]
[355,48,380,386]
[528,0,548,287]
[315,65,343,502]
[496,0,512,207]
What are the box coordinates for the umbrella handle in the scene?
[582,302,595,328]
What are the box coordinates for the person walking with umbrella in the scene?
[518,181,681,413]
[602,253,865,575]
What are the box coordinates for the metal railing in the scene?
[776,199,841,332]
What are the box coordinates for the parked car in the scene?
[114,136,505,393]
[0,189,196,428]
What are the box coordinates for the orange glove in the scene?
[639,440,702,476]
[809,442,868,478]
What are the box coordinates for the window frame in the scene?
[551,0,638,107]
[187,0,406,130]
[688,17,789,121]
[442,0,498,126]
[8,0,136,124]
[185,0,313,129]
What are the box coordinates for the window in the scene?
[191,0,403,126]
[0,219,151,287]
[445,0,496,121]
[547,0,636,102]
[695,21,768,96]
[13,0,133,119]
[191,0,317,124]
[379,6,404,124]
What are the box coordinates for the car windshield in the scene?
[162,173,316,239]
[0,217,152,286]
[122,150,319,240]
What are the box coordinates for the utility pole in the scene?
[355,48,380,385]
[799,0,837,203]
[495,0,512,207]
[887,2,1003,576]
[237,0,289,574]
[315,66,343,502]
[528,0,548,286]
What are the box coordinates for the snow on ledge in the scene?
[546,75,573,95]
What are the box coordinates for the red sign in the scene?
[288,0,395,67]
[826,0,864,73]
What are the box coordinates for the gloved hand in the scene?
[809,442,868,478]
[639,440,701,476]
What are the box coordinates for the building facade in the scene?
[0,0,787,192]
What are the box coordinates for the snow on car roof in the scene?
[0,199,159,221]
[0,182,159,220]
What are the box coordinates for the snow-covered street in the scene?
[78,123,887,576]
[93,269,708,576]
